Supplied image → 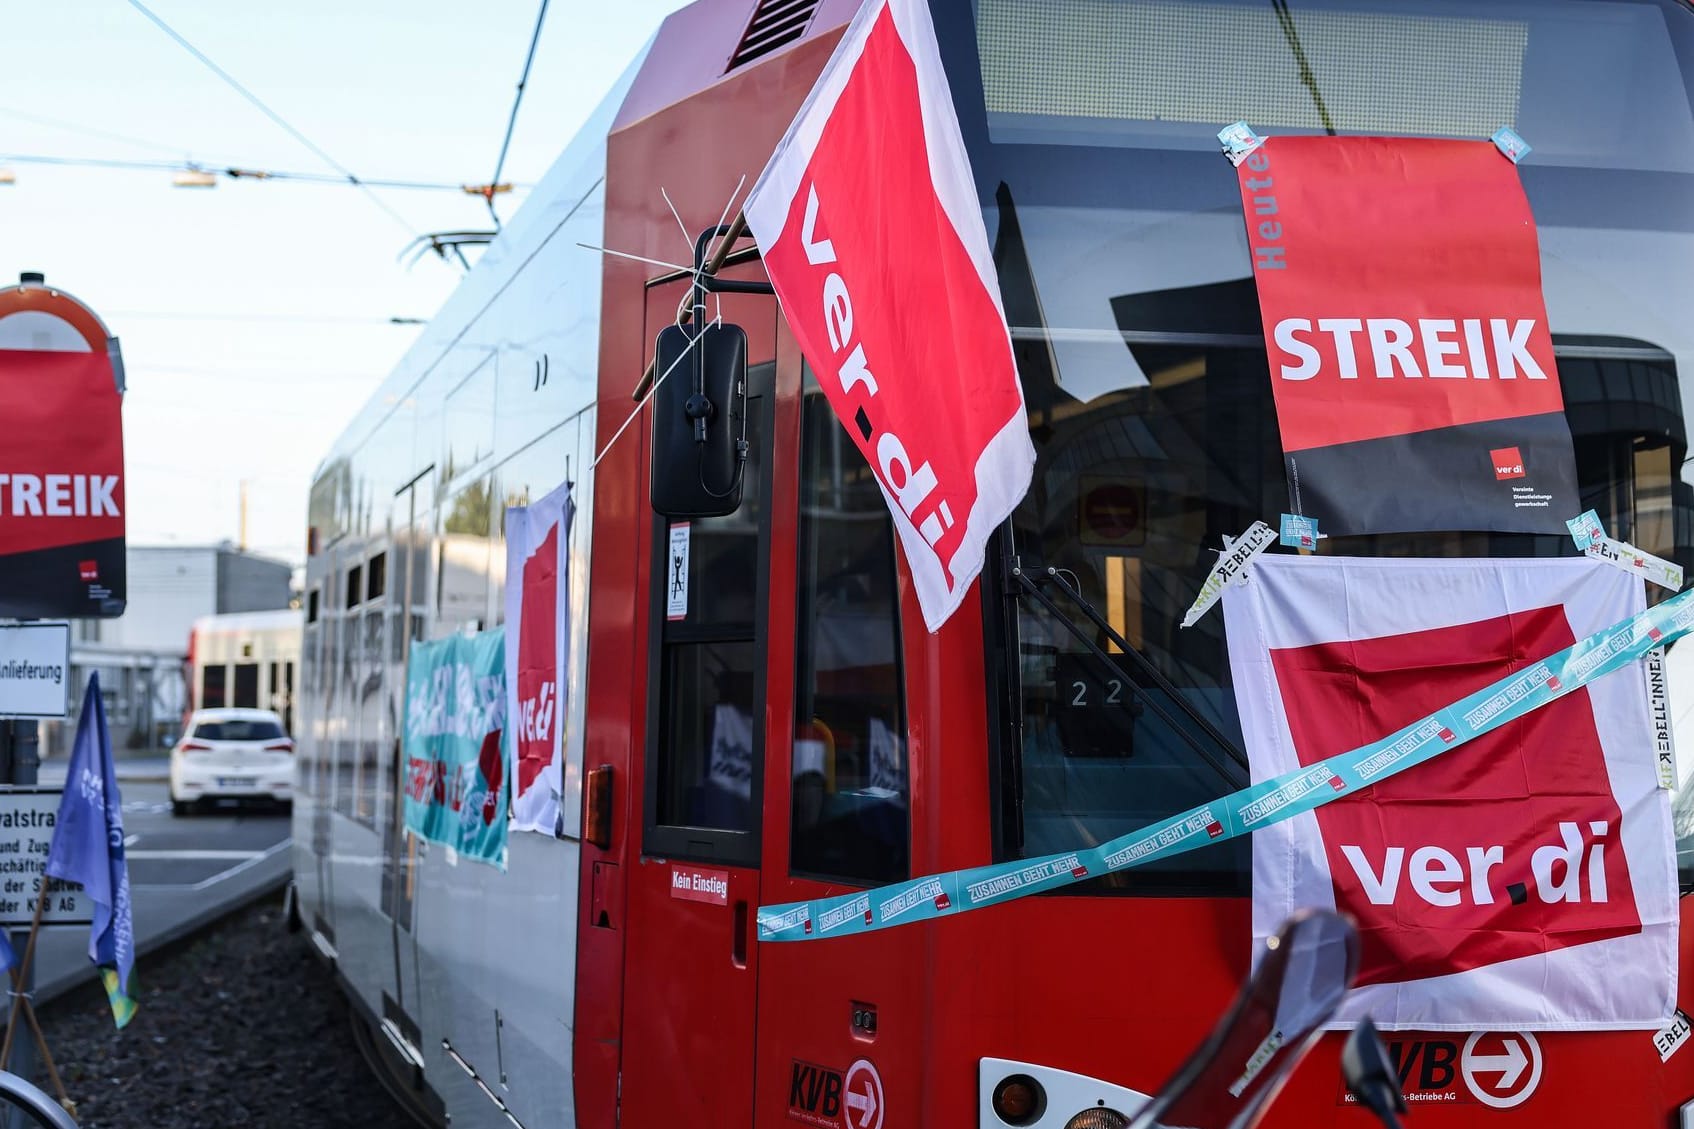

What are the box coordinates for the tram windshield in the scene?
[935,0,1694,893]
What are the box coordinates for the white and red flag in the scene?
[1224,556,1676,1030]
[744,0,1034,631]
[503,480,575,836]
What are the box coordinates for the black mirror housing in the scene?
[649,322,748,518]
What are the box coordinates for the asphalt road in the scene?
[29,757,292,1001]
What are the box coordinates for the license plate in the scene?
[217,776,257,788]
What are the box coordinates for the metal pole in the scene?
[12,720,38,785]
[6,715,38,1128]
[0,717,30,1128]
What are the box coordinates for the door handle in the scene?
[732,899,749,968]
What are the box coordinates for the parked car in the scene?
[169,708,294,816]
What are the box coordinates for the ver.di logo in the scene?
[1490,446,1526,481]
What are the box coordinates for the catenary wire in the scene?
[0,152,507,192]
[122,0,427,238]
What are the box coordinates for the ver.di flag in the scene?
[744,0,1035,632]
[1235,137,1579,535]
[403,629,508,869]
[45,671,138,1027]
[503,480,574,836]
[1224,556,1675,1029]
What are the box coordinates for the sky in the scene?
[1,0,687,570]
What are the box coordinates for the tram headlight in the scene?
[990,1074,1045,1126]
[1062,1109,1128,1129]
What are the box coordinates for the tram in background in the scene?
[186,608,301,734]
[292,1,1694,1126]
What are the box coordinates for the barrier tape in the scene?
[1181,521,1277,629]
[1567,509,1683,592]
[758,586,1694,942]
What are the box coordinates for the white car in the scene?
[169,708,295,816]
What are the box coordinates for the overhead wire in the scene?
[485,0,551,229]
[122,0,427,240]
[104,310,418,325]
[0,151,513,192]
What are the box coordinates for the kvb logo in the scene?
[788,1060,844,1128]
[1490,446,1526,480]
[787,1058,882,1129]
[1271,605,1642,986]
[1336,1031,1543,1108]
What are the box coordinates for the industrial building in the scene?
[42,543,296,756]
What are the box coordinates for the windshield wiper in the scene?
[1009,558,1249,787]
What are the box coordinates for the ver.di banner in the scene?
[403,628,508,869]
[744,0,1035,632]
[1224,556,1674,1030]
[503,481,574,837]
[1235,137,1578,535]
[758,573,1694,1031]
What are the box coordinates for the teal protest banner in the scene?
[403,628,508,869]
[759,585,1694,941]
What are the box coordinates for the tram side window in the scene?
[367,552,386,601]
[791,381,910,884]
[648,363,772,859]
[201,665,226,710]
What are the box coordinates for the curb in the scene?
[34,861,292,1008]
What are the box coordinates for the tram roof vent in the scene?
[726,0,818,72]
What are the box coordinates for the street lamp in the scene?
[171,168,217,188]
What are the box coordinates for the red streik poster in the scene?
[744,0,1034,632]
[1237,137,1578,535]
[0,349,126,617]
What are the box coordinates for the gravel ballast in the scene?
[33,896,414,1128]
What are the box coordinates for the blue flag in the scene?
[45,672,137,1027]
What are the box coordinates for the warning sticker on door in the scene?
[669,864,728,905]
[666,522,690,621]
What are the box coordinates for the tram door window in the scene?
[355,603,384,829]
[336,577,358,819]
[791,374,910,884]
[232,663,258,709]
[645,361,775,862]
[384,472,432,942]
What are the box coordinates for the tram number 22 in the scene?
[1068,678,1123,708]
[1054,657,1131,713]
